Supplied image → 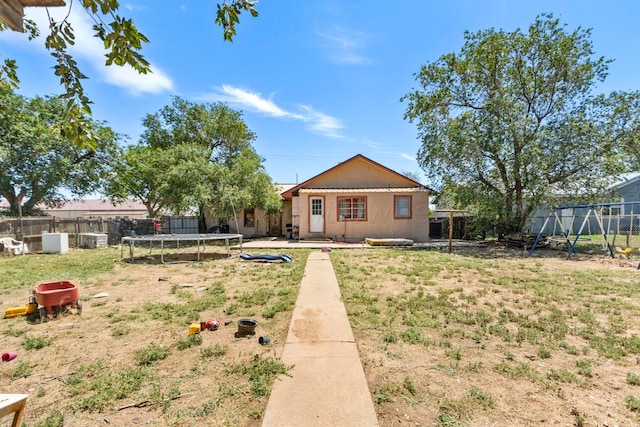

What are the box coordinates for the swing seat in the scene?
[615,246,633,257]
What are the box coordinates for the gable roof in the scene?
[281,154,431,198]
[609,172,640,191]
[47,199,147,213]
[275,183,297,196]
[0,198,148,216]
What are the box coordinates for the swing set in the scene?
[529,202,640,259]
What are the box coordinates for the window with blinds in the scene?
[394,195,412,219]
[338,197,366,220]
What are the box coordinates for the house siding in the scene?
[230,155,432,242]
[302,158,417,189]
[297,189,429,242]
[232,208,284,238]
[616,183,640,214]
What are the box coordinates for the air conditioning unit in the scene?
[42,232,69,254]
[77,233,107,249]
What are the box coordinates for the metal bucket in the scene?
[235,318,258,337]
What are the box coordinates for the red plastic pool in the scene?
[33,280,80,316]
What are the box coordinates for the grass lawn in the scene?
[333,246,640,426]
[2,243,640,425]
[0,246,308,427]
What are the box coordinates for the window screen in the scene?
[395,196,412,218]
[338,197,366,220]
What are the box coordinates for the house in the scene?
[526,172,640,234]
[0,198,149,219]
[607,172,640,211]
[39,199,149,219]
[278,154,431,243]
[228,184,296,237]
[0,0,65,32]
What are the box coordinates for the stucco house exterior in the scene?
[228,184,295,237]
[278,154,431,243]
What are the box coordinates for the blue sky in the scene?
[1,0,639,187]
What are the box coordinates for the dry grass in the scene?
[332,245,640,426]
[0,246,308,427]
[3,243,640,426]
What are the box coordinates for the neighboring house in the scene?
[43,199,149,219]
[607,172,640,212]
[526,172,640,233]
[228,184,297,238]
[0,199,150,219]
[279,154,432,243]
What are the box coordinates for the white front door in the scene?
[310,197,324,233]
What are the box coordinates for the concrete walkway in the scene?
[261,251,379,427]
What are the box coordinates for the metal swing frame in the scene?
[529,203,620,259]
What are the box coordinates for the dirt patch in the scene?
[0,247,307,426]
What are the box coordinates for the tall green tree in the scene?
[403,14,636,236]
[104,145,178,217]
[213,148,283,218]
[0,1,258,149]
[140,96,256,164]
[158,144,224,217]
[105,98,280,228]
[0,88,120,216]
[597,91,640,170]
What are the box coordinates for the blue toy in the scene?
[240,253,293,263]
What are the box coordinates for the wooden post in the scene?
[448,211,454,254]
[17,203,24,256]
[435,209,467,254]
[628,213,633,248]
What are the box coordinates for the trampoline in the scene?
[121,233,243,263]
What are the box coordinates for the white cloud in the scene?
[316,26,372,65]
[211,85,304,120]
[364,139,383,149]
[101,64,173,95]
[124,4,147,12]
[203,85,345,138]
[298,105,344,138]
[401,153,416,162]
[12,4,173,95]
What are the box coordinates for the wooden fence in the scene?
[0,216,199,252]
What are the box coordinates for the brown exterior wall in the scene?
[234,208,264,237]
[303,158,414,189]
[297,190,430,242]
[234,208,284,238]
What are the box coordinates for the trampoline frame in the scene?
[121,233,243,263]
